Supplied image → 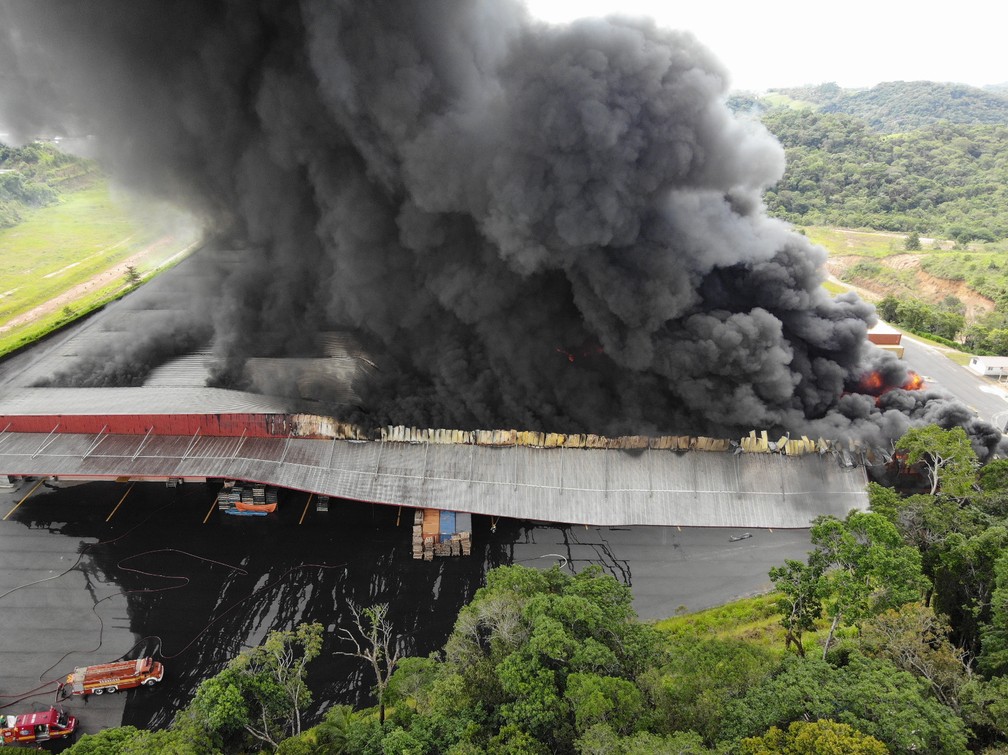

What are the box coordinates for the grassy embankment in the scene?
[806,226,978,363]
[654,592,836,656]
[0,182,197,357]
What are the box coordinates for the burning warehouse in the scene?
[0,1,1003,461]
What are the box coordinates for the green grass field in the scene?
[0,184,156,321]
[654,594,785,650]
[653,593,843,658]
[0,180,200,356]
[760,92,816,111]
[802,226,918,258]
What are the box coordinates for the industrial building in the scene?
[0,253,869,529]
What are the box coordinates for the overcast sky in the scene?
[525,0,1006,92]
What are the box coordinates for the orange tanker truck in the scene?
[1,706,77,745]
[59,657,164,697]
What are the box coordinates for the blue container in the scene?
[439,510,456,540]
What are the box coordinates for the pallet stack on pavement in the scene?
[421,509,440,560]
[412,510,424,559]
[410,509,473,559]
[217,490,241,510]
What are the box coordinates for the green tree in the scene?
[859,604,969,710]
[769,560,823,656]
[978,550,1008,676]
[810,512,926,657]
[564,672,643,736]
[959,675,1008,744]
[895,425,978,497]
[125,264,142,287]
[576,724,713,754]
[739,719,889,754]
[188,622,324,750]
[875,296,900,323]
[905,231,921,251]
[721,653,969,753]
[644,638,775,744]
[365,565,662,753]
[65,727,145,754]
[934,526,1008,657]
[977,458,1008,493]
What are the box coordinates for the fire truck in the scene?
[0,706,76,745]
[59,657,164,697]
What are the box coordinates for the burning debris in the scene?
[0,1,1003,459]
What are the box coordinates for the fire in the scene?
[855,369,926,398]
[902,371,925,391]
[858,371,885,394]
[555,342,604,364]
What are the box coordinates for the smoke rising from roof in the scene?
[0,1,1002,458]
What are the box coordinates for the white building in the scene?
[967,356,1008,377]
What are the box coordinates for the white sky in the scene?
[524,1,1007,92]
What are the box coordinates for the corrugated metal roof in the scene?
[0,431,868,527]
[0,387,293,415]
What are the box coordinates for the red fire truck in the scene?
[59,657,164,697]
[0,706,76,745]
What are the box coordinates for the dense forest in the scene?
[63,426,1008,753]
[760,112,1008,242]
[0,141,97,228]
[725,81,1008,243]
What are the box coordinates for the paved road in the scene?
[0,478,813,738]
[899,333,1008,430]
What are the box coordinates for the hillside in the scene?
[767,80,1008,133]
[731,80,1008,352]
[0,140,100,228]
[761,111,1008,242]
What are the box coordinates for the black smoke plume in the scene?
[0,1,1002,458]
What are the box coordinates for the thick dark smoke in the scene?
[0,1,1003,457]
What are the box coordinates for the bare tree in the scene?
[334,603,403,723]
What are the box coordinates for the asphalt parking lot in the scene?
[0,478,814,741]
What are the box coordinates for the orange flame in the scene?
[902,371,925,391]
[856,369,925,398]
[556,347,575,363]
[859,371,885,394]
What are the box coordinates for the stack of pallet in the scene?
[421,509,439,560]
[411,510,424,559]
[217,489,241,510]
[409,509,476,559]
[441,531,471,556]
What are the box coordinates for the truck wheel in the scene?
[143,678,156,686]
[107,686,118,694]
[93,688,103,695]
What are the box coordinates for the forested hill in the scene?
[761,110,1008,241]
[767,81,1008,133]
[0,141,99,228]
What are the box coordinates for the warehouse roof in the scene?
[0,429,868,527]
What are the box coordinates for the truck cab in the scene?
[1,706,76,745]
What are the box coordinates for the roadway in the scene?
[899,333,1008,430]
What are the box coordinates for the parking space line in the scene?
[202,495,219,524]
[299,494,313,525]
[3,478,46,521]
[105,482,136,522]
